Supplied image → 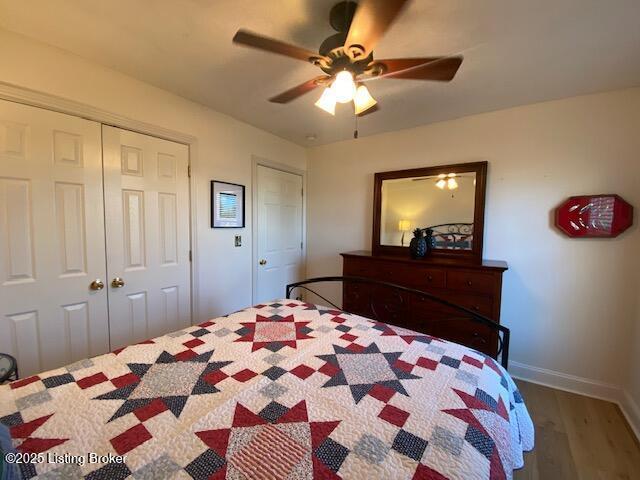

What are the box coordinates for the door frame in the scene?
[0,81,200,325]
[251,156,307,304]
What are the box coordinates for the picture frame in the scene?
[211,180,245,228]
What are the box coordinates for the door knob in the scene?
[89,279,104,291]
[259,259,267,265]
[111,277,125,288]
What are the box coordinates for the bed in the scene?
[0,282,533,479]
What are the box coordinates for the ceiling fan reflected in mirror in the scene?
[232,0,463,117]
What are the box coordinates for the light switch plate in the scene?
[234,235,242,247]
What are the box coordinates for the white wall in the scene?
[306,88,640,391]
[626,288,640,435]
[0,29,307,321]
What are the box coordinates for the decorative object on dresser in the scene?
[409,228,429,258]
[373,161,487,262]
[342,251,508,357]
[555,194,633,238]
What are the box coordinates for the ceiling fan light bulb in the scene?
[447,178,458,190]
[436,179,446,189]
[315,88,336,115]
[354,84,377,114]
[332,70,356,103]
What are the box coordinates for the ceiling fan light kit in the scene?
[314,72,378,116]
[233,0,462,126]
[353,84,377,114]
[315,88,337,115]
[331,70,357,103]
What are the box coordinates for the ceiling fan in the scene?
[232,0,462,116]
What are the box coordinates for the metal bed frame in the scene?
[0,352,18,383]
[286,276,510,369]
[424,223,474,250]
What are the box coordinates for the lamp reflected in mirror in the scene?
[398,219,411,246]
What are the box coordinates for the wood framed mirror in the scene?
[372,161,487,262]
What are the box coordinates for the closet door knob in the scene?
[89,279,104,291]
[111,277,125,288]
[259,259,267,265]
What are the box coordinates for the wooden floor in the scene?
[514,380,640,480]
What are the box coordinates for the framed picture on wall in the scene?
[211,180,245,228]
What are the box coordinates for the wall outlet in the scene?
[234,235,242,247]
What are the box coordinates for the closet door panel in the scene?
[102,126,191,350]
[0,100,109,376]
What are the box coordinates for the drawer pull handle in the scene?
[427,275,433,281]
[472,332,487,345]
[467,280,473,286]
[474,306,480,311]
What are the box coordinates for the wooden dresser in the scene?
[341,251,508,357]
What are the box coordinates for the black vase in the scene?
[424,228,435,252]
[409,229,427,259]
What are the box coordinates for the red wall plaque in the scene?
[555,194,633,238]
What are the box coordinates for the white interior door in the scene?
[256,165,304,303]
[0,100,109,376]
[102,126,191,350]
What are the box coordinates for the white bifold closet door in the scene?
[0,100,191,377]
[102,126,191,351]
[0,100,110,376]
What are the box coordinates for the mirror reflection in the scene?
[380,172,476,250]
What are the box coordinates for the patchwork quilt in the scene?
[0,300,534,479]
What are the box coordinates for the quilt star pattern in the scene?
[0,300,533,479]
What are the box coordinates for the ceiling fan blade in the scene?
[269,76,329,103]
[375,56,463,81]
[344,0,410,60]
[233,29,318,62]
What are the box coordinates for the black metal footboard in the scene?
[286,276,510,369]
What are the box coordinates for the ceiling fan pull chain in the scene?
[354,113,359,139]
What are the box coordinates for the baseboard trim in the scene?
[509,361,621,401]
[620,389,640,442]
[509,360,640,441]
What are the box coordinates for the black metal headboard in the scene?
[286,276,510,369]
[423,223,474,250]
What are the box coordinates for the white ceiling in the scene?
[2,0,640,146]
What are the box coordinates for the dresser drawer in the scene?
[410,295,457,320]
[370,287,409,325]
[370,260,409,281]
[426,319,497,357]
[448,294,494,318]
[404,266,446,290]
[343,283,374,318]
[343,258,377,277]
[447,270,496,295]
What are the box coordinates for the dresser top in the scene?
[341,250,508,271]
